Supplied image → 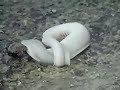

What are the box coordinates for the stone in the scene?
[8,43,27,57]
[51,9,57,13]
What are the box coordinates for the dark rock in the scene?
[8,43,27,57]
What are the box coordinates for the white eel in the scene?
[21,22,90,67]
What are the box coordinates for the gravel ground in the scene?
[0,0,120,90]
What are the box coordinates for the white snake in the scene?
[21,22,90,66]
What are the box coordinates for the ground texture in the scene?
[0,0,120,90]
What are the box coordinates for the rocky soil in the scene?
[0,0,120,90]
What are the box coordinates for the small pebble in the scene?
[23,20,28,26]
[51,9,57,13]
[70,84,74,87]
[77,58,81,61]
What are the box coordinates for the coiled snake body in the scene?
[21,22,90,66]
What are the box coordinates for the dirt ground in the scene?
[0,0,120,90]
